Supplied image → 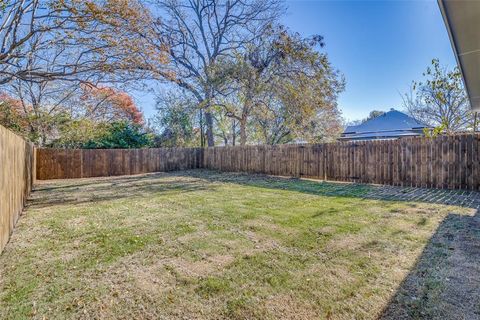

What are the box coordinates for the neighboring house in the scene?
[340,109,430,141]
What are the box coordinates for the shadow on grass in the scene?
[177,170,480,210]
[380,210,480,319]
[29,169,480,317]
[175,170,480,318]
[31,168,480,210]
[30,172,215,209]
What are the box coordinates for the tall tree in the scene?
[252,91,343,145]
[138,0,284,146]
[5,45,83,144]
[403,59,473,133]
[79,84,144,125]
[152,92,199,147]
[7,78,78,144]
[2,80,144,145]
[213,25,284,145]
[216,27,344,145]
[0,93,29,135]
[0,0,156,85]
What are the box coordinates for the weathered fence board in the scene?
[202,134,480,190]
[37,134,480,190]
[36,148,204,180]
[0,125,35,253]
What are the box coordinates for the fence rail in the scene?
[36,134,480,190]
[0,125,35,253]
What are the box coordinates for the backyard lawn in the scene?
[0,170,479,319]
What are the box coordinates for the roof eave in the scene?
[438,0,480,112]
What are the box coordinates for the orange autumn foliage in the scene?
[80,84,144,124]
[0,93,30,134]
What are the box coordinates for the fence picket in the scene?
[36,134,480,190]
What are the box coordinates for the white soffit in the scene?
[438,0,480,111]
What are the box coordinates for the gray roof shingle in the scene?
[341,109,430,140]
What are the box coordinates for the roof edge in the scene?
[437,0,478,111]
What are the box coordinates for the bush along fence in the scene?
[0,125,35,253]
[37,133,480,190]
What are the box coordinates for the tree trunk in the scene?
[204,111,215,147]
[240,118,247,146]
[40,128,47,147]
[474,112,478,132]
[232,119,236,146]
[199,109,204,147]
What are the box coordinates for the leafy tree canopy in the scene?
[403,59,474,133]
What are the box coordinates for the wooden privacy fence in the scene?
[0,125,35,253]
[36,148,204,180]
[37,134,480,190]
[204,134,480,190]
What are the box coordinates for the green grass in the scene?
[0,170,476,319]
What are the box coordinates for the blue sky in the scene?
[136,0,457,123]
[283,0,457,122]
